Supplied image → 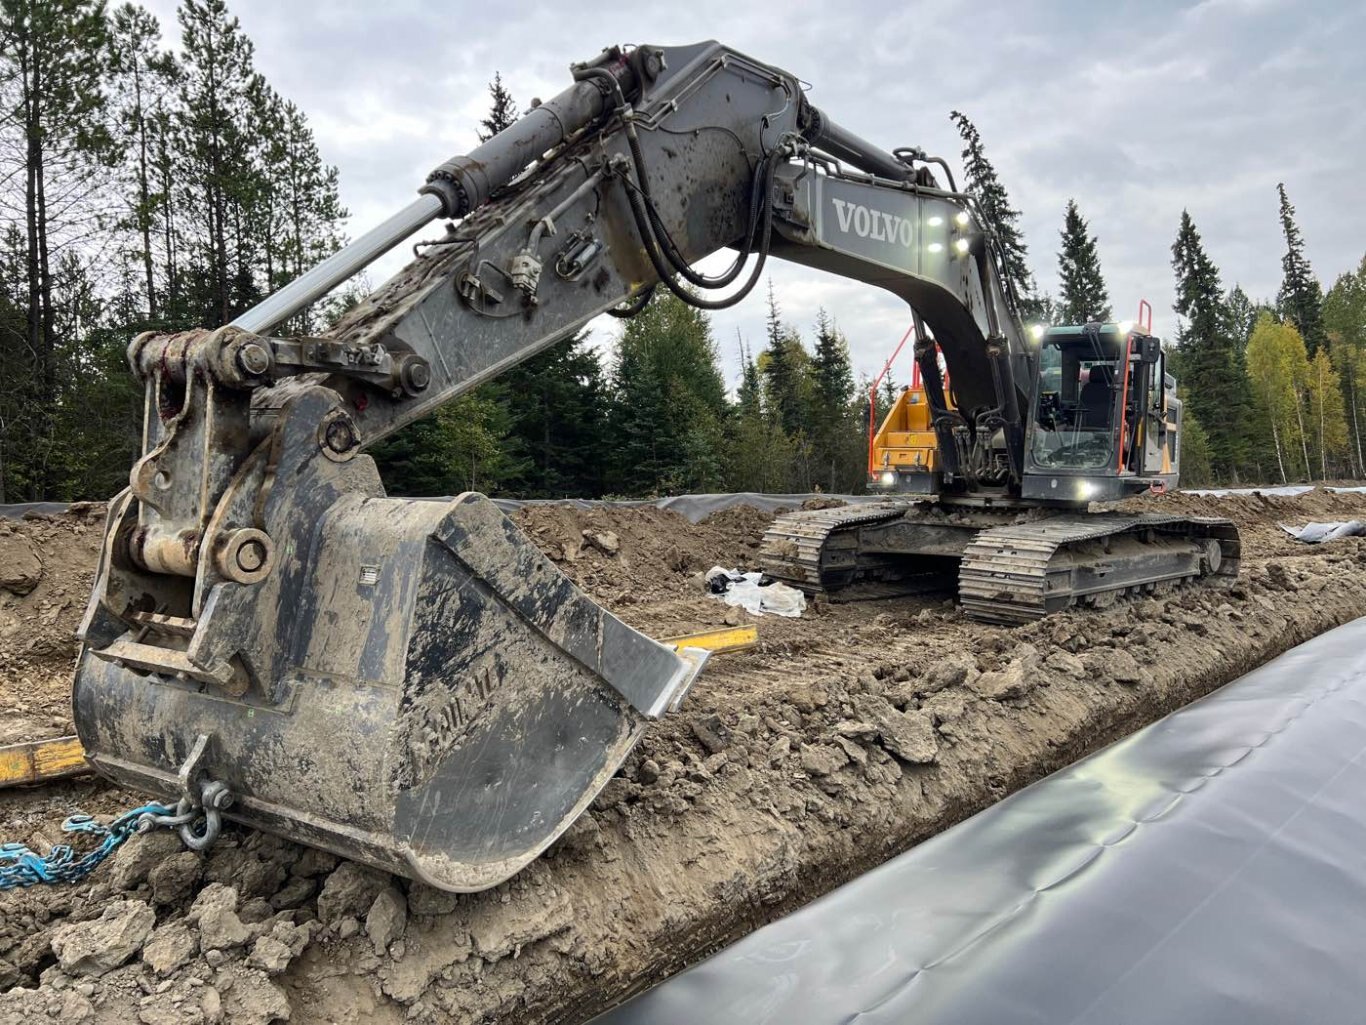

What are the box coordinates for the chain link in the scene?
[0,802,177,889]
[1,774,235,889]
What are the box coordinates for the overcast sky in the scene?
[142,0,1365,389]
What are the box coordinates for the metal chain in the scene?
[0,784,231,890]
[1,802,174,889]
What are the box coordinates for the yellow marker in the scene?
[662,624,758,655]
[0,736,89,789]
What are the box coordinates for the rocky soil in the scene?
[4,488,1366,1024]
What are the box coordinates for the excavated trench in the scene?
[3,487,1366,1025]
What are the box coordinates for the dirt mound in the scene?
[5,489,1366,1025]
[513,503,779,637]
[0,504,105,746]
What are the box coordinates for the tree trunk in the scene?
[134,65,156,319]
[1319,363,1329,480]
[1271,420,1286,485]
[1350,359,1363,477]
[1295,396,1311,481]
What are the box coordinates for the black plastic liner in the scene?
[595,615,1366,1025]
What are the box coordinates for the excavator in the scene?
[761,314,1239,623]
[72,41,1239,894]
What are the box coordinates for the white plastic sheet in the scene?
[1183,485,1316,498]
[1280,520,1366,543]
[705,567,806,618]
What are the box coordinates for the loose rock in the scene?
[142,922,199,976]
[50,900,155,977]
[365,886,408,956]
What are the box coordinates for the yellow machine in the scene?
[868,380,952,482]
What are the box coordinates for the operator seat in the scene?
[1079,365,1114,428]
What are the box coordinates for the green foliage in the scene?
[0,0,349,500]
[0,0,120,498]
[1276,183,1326,356]
[1056,199,1111,323]
[1246,313,1311,482]
[1225,285,1258,349]
[1177,404,1214,487]
[369,392,519,496]
[1324,254,1366,474]
[495,334,610,498]
[607,291,729,496]
[1306,346,1350,478]
[1170,210,1258,481]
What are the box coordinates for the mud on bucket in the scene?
[74,493,706,892]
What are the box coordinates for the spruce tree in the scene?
[1225,285,1257,349]
[1055,199,1112,323]
[607,290,728,495]
[810,310,859,491]
[477,72,518,141]
[761,282,805,436]
[496,334,610,498]
[1170,210,1254,481]
[949,111,1041,321]
[1276,183,1326,356]
[724,332,795,493]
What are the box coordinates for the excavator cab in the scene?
[1021,322,1178,503]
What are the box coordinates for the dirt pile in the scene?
[4,490,1366,1024]
[0,505,104,746]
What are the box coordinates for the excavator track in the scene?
[761,504,1240,625]
[958,514,1240,625]
[759,502,927,598]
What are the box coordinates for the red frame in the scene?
[867,323,917,474]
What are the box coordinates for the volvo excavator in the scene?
[760,314,1239,623]
[72,41,1238,893]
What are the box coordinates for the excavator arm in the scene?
[74,41,1031,891]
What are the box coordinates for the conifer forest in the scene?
[2,0,1362,503]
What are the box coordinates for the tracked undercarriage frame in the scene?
[760,501,1240,626]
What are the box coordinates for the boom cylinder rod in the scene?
[806,108,913,182]
[231,194,442,334]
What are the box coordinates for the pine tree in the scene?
[0,0,119,497]
[950,111,1041,321]
[1056,199,1112,323]
[176,0,260,325]
[109,3,176,322]
[477,72,518,141]
[1170,210,1254,481]
[1276,183,1326,356]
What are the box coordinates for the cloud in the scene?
[139,0,1365,385]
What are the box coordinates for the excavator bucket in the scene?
[73,490,705,892]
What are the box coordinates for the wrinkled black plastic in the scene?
[596,616,1366,1025]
